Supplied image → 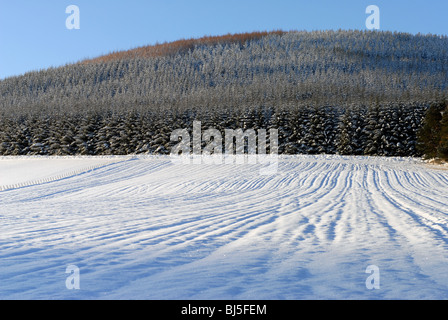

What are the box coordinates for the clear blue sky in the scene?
[1,0,447,79]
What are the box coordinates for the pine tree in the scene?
[363,104,382,156]
[417,103,444,159]
[436,104,448,160]
[337,108,354,155]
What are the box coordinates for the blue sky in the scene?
[1,0,447,79]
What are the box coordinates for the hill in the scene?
[0,30,447,156]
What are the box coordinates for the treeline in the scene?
[83,30,287,64]
[0,103,427,157]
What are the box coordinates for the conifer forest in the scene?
[1,30,447,158]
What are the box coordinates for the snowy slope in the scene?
[0,156,124,190]
[1,155,448,300]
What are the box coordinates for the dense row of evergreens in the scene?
[0,103,428,157]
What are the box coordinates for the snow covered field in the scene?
[1,155,448,300]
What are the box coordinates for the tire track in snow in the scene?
[380,170,448,238]
[1,155,448,299]
[364,167,448,298]
[0,158,128,192]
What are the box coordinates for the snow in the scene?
[1,155,448,300]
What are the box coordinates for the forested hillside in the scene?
[0,30,447,156]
